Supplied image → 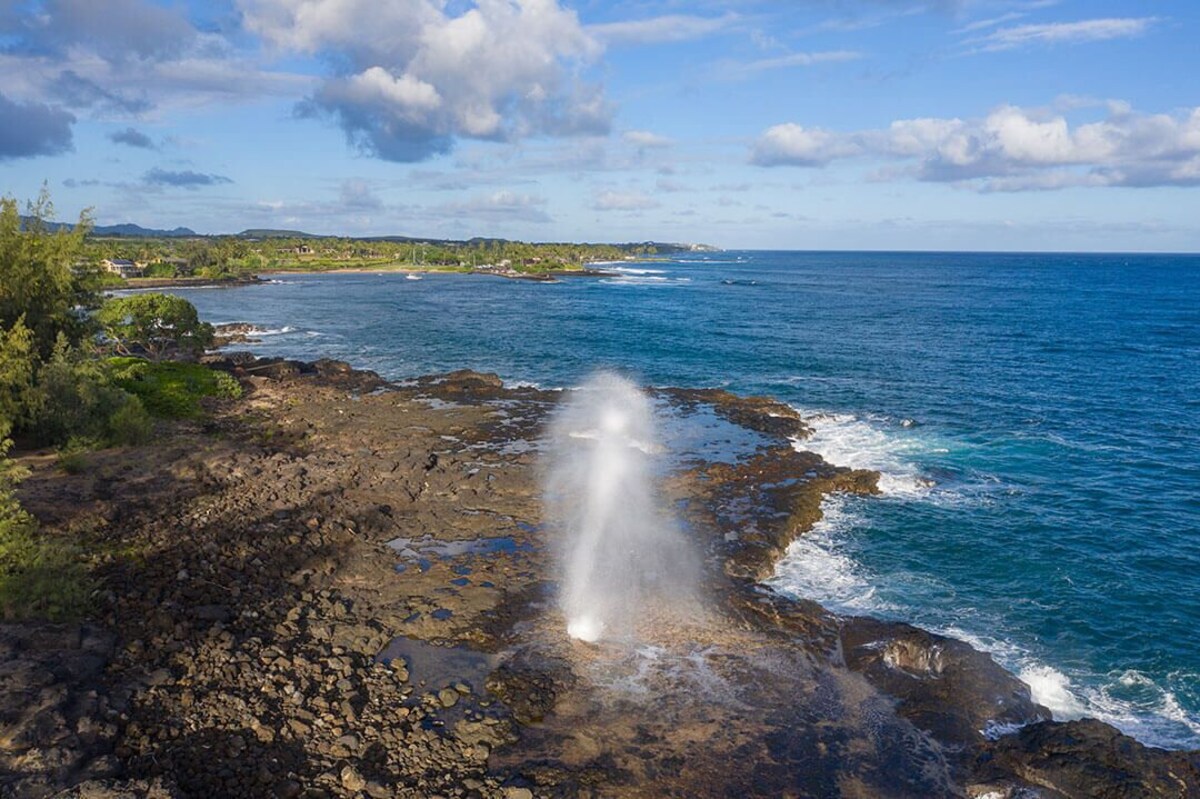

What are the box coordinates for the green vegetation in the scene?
[106,357,241,419]
[0,190,243,621]
[24,343,153,447]
[1,190,102,359]
[98,293,215,361]
[77,229,680,284]
[0,438,91,621]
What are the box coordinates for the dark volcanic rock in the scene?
[839,616,1049,748]
[976,719,1200,798]
[0,623,124,798]
[7,356,1198,799]
[657,387,811,439]
[212,323,260,347]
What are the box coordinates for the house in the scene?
[103,258,144,278]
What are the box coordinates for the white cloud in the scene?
[951,12,1025,35]
[589,13,737,45]
[751,123,863,167]
[623,130,674,148]
[751,103,1200,190]
[593,190,661,211]
[0,4,312,115]
[240,0,610,161]
[719,50,864,80]
[436,191,552,223]
[965,17,1157,52]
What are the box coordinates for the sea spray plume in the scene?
[543,372,699,643]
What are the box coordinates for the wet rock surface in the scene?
[2,357,1194,798]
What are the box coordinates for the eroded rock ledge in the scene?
[2,357,1195,799]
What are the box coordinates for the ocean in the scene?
[162,251,1200,750]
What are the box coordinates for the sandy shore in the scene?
[3,356,1197,798]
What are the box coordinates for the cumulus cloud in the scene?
[108,126,156,149]
[751,123,863,167]
[0,91,75,160]
[589,13,737,45]
[593,190,660,211]
[964,17,1157,53]
[240,0,611,161]
[751,103,1200,190]
[143,168,233,188]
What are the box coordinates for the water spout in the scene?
[543,372,698,643]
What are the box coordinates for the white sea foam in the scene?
[609,266,667,275]
[940,628,1200,749]
[606,275,669,283]
[502,378,563,391]
[766,496,893,615]
[1019,664,1089,718]
[791,410,935,498]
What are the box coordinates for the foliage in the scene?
[106,357,241,419]
[76,231,671,278]
[0,319,35,437]
[142,262,178,278]
[0,438,91,621]
[97,293,214,361]
[0,189,99,360]
[23,341,153,447]
[56,439,92,474]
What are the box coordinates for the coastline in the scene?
[5,343,1197,797]
[121,275,266,290]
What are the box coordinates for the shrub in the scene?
[142,262,178,278]
[24,344,152,447]
[0,319,35,434]
[105,357,241,419]
[56,438,94,474]
[107,399,153,445]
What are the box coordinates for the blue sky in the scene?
[1,0,1198,250]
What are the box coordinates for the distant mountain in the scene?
[19,217,719,251]
[19,217,197,237]
[95,223,197,237]
[236,228,323,239]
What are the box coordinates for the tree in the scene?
[97,293,214,361]
[0,320,35,437]
[0,189,99,360]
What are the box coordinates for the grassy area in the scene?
[106,358,242,419]
[0,451,92,621]
[0,513,92,621]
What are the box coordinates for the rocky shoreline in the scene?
[2,356,1197,798]
[121,276,265,290]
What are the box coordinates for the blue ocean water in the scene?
[164,252,1200,749]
